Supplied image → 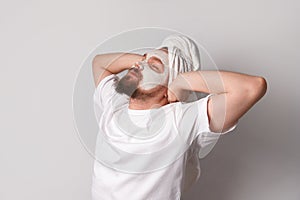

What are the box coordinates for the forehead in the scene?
[143,49,168,66]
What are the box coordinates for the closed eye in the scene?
[146,56,164,73]
[149,64,161,73]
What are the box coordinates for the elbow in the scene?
[255,76,267,97]
[92,55,101,68]
[92,54,108,72]
[248,76,268,99]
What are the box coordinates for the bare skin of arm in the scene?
[168,70,267,133]
[92,53,144,87]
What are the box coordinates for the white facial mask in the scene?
[137,61,167,90]
[132,50,169,90]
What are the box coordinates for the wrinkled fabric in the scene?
[92,75,237,200]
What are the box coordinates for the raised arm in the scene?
[92,53,144,87]
[168,70,267,133]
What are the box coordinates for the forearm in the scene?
[171,70,265,95]
[92,52,144,74]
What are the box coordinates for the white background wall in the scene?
[1,0,299,199]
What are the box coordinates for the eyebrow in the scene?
[150,56,163,64]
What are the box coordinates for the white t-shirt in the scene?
[92,74,237,200]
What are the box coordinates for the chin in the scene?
[140,84,167,92]
[131,85,167,99]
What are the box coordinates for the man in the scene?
[91,37,267,200]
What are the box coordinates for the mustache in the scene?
[128,67,143,79]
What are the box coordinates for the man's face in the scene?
[115,49,169,97]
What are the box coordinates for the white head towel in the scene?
[157,34,201,86]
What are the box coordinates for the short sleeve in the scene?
[198,94,237,135]
[177,94,237,155]
[196,94,237,158]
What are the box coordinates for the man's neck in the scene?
[128,96,169,110]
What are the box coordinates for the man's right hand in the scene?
[92,53,145,87]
